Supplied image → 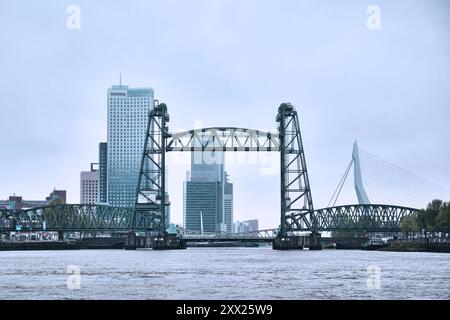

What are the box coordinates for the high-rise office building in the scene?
[107,84,154,207]
[224,173,233,233]
[183,147,233,233]
[183,181,221,232]
[80,163,99,204]
[98,142,107,204]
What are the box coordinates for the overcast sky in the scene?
[1,0,449,228]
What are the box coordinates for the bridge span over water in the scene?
[0,203,418,234]
[0,102,422,249]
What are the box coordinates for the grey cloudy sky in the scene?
[1,0,449,228]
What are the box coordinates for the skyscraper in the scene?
[183,147,233,233]
[107,84,154,207]
[224,173,233,233]
[80,163,99,204]
[98,142,107,204]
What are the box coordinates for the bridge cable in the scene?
[328,159,354,207]
[360,163,422,204]
[359,148,447,191]
[366,177,429,206]
[360,154,432,205]
[358,148,448,207]
[359,151,439,203]
[359,149,446,198]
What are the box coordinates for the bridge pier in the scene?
[273,234,322,250]
[308,233,322,250]
[124,231,137,250]
[124,232,147,250]
[151,233,186,250]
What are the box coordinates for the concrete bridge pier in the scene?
[124,231,137,250]
[308,233,322,250]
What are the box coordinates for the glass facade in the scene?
[107,85,154,207]
[183,147,233,232]
[99,142,107,204]
[224,178,233,233]
[183,181,220,232]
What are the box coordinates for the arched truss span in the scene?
[166,127,280,152]
[0,205,143,232]
[313,204,419,232]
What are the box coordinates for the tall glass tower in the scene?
[184,146,233,233]
[107,84,154,207]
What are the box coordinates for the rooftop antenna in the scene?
[119,72,122,86]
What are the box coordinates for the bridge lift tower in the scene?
[273,103,320,250]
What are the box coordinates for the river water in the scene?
[0,247,448,300]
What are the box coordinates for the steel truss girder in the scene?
[0,205,149,232]
[135,102,168,234]
[166,127,280,152]
[313,204,419,232]
[1,204,419,233]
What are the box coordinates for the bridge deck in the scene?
[183,237,274,243]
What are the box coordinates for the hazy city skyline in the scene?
[1,0,449,229]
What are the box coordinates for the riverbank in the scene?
[0,238,125,251]
[0,241,79,251]
[379,239,450,253]
[1,238,449,252]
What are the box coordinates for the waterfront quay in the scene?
[1,236,449,252]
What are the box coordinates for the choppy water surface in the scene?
[0,247,448,299]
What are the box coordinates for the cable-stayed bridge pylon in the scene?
[328,141,449,209]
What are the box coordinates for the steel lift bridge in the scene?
[134,101,317,249]
[133,101,418,249]
[0,102,419,250]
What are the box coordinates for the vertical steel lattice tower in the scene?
[134,101,169,235]
[276,103,316,236]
